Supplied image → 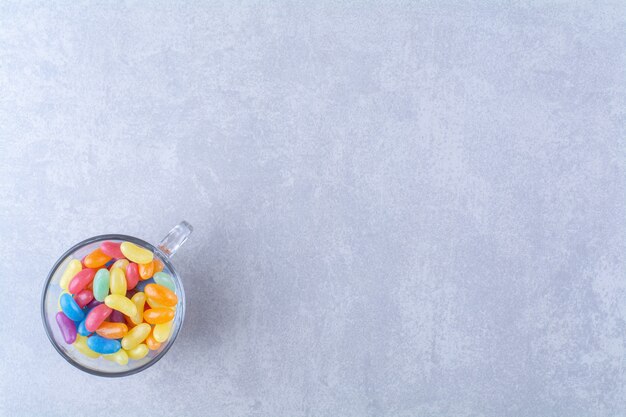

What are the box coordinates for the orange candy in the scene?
[83,248,112,269]
[145,333,161,351]
[145,284,178,307]
[143,308,175,324]
[153,258,164,273]
[138,261,155,280]
[95,322,128,339]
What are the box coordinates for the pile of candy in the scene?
[55,241,178,365]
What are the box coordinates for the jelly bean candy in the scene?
[125,263,140,290]
[153,321,173,343]
[58,290,69,310]
[153,272,175,291]
[60,293,85,322]
[135,278,154,292]
[120,242,153,265]
[85,304,112,332]
[85,299,102,310]
[143,308,175,324]
[68,268,96,294]
[109,309,125,323]
[84,248,112,268]
[145,332,161,351]
[87,335,121,354]
[73,335,99,358]
[110,267,127,296]
[121,323,151,350]
[73,289,94,308]
[96,322,128,339]
[130,292,146,325]
[104,294,137,317]
[104,349,128,365]
[111,258,129,270]
[145,284,177,307]
[56,311,77,344]
[100,241,125,259]
[153,258,164,274]
[93,269,110,302]
[139,261,155,280]
[125,343,149,360]
[146,297,175,310]
[77,318,92,336]
[104,259,115,268]
[59,259,82,291]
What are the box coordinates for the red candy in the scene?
[85,304,112,332]
[74,290,94,308]
[100,241,125,259]
[68,268,96,294]
[125,263,139,290]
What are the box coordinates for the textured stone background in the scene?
[1,1,625,416]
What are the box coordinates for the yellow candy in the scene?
[146,297,176,310]
[110,267,127,296]
[130,292,146,325]
[153,321,173,343]
[121,323,151,350]
[111,259,129,270]
[103,349,129,365]
[125,343,149,360]
[59,259,82,291]
[73,335,99,358]
[120,242,153,265]
[104,294,137,317]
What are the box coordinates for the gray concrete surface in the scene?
[1,1,625,416]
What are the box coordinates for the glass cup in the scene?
[41,221,193,377]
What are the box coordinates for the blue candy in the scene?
[87,335,121,354]
[60,293,85,322]
[77,318,92,336]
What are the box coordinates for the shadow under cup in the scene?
[41,234,186,377]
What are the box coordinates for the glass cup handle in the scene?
[158,221,193,257]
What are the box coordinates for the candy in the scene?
[77,318,92,336]
[85,304,112,332]
[143,308,175,324]
[68,268,96,294]
[111,258,129,270]
[139,261,155,280]
[121,323,151,350]
[104,349,128,365]
[125,343,149,360]
[84,248,112,269]
[125,263,139,290]
[60,293,85,322]
[153,272,175,291]
[73,290,94,308]
[145,284,177,307]
[153,321,173,343]
[59,259,82,291]
[104,294,137,317]
[130,292,146,325]
[55,241,180,366]
[110,267,127,296]
[100,241,125,259]
[73,335,99,358]
[56,312,77,344]
[87,335,121,354]
[92,269,110,302]
[96,322,128,339]
[120,242,153,265]
[145,332,161,351]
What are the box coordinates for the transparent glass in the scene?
[40,221,193,377]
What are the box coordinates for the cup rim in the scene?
[40,234,186,378]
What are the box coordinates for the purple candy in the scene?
[109,310,125,323]
[85,299,102,310]
[55,311,77,344]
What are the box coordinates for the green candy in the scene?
[153,272,175,292]
[93,268,110,302]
